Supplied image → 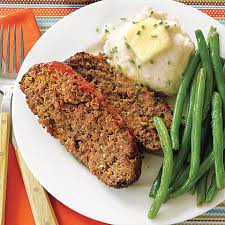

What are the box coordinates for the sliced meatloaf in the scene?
[65,52,173,154]
[20,62,141,188]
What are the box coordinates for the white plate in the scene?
[12,0,225,224]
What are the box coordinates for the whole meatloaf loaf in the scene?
[65,52,173,154]
[20,62,141,188]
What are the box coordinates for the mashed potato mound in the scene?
[103,6,194,96]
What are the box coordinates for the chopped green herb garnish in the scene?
[129,59,136,65]
[151,35,158,38]
[138,65,141,69]
[165,23,170,29]
[153,23,158,28]
[149,59,154,64]
[168,60,171,65]
[136,30,141,35]
[96,27,100,33]
[110,46,118,54]
[141,25,145,30]
[118,65,122,70]
[120,17,127,21]
[105,29,109,33]
[149,10,154,16]
[125,42,131,49]
[132,21,139,24]
[159,21,164,25]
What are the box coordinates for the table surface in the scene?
[0,1,225,225]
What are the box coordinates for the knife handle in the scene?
[0,112,10,225]
[13,138,59,225]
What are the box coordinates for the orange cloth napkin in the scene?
[0,9,41,71]
[3,9,107,225]
[6,145,106,225]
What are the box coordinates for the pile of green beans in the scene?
[148,26,225,219]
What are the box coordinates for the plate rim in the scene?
[12,0,225,224]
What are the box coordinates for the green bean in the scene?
[208,26,217,46]
[206,129,225,202]
[195,30,213,119]
[148,117,173,219]
[168,165,189,194]
[197,119,211,206]
[212,92,224,189]
[209,26,217,37]
[206,150,225,203]
[209,28,225,67]
[207,149,225,204]
[206,133,225,202]
[170,51,200,150]
[189,68,206,181]
[171,64,201,181]
[169,145,214,199]
[209,31,225,123]
[196,173,208,206]
[206,172,218,203]
[149,166,162,198]
[196,119,212,206]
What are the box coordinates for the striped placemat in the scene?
[0,1,224,225]
[0,0,224,33]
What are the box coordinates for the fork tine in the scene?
[5,24,10,75]
[0,25,3,76]
[20,25,24,66]
[12,24,16,75]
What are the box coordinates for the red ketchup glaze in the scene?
[94,92,105,102]
[76,76,95,93]
[46,61,136,149]
[95,54,106,61]
[48,61,74,75]
[47,61,105,102]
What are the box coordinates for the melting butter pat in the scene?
[126,18,172,63]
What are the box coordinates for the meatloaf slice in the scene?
[65,52,173,154]
[20,62,141,188]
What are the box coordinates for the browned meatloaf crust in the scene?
[65,52,173,154]
[20,62,141,188]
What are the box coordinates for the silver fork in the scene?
[0,24,23,110]
[0,24,58,225]
[0,24,23,225]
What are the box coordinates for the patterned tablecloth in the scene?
[0,0,225,225]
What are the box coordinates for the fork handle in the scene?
[12,137,59,225]
[0,112,10,225]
